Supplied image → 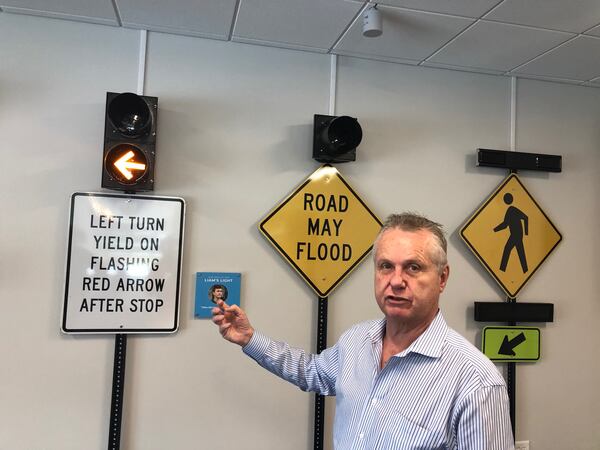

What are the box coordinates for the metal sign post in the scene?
[507,298,516,439]
[258,165,381,448]
[313,296,328,450]
[108,334,127,450]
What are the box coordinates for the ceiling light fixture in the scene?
[362,4,382,38]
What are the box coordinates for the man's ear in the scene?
[439,265,450,293]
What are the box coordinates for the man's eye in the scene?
[408,264,420,272]
[379,262,392,271]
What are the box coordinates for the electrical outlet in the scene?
[515,441,529,450]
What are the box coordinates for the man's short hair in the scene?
[373,212,448,273]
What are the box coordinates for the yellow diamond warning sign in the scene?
[461,174,562,298]
[259,165,382,297]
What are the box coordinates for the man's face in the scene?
[374,228,449,329]
[213,288,224,300]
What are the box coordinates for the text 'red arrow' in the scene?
[114,151,146,180]
[498,332,526,356]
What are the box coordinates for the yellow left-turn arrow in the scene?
[114,151,146,180]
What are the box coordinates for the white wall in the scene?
[1,13,598,450]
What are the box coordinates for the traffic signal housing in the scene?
[102,92,158,192]
[313,114,362,163]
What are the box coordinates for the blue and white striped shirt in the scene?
[243,312,514,449]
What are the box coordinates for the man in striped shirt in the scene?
[212,212,514,449]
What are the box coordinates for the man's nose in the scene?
[390,269,407,289]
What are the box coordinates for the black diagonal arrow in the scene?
[498,332,526,356]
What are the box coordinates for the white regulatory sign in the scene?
[62,192,185,334]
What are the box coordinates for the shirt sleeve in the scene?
[242,331,339,396]
[455,385,515,450]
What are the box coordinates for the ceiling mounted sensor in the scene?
[363,4,382,38]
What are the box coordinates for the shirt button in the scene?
[359,433,364,440]
[371,398,378,405]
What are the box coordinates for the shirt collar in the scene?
[368,311,448,359]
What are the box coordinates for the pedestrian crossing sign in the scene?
[461,174,562,298]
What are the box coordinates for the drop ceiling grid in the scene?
[423,20,575,74]
[1,0,600,85]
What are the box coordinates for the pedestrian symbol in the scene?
[494,192,528,273]
[461,174,561,298]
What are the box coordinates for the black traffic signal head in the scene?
[313,114,362,163]
[102,92,158,192]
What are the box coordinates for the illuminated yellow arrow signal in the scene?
[114,150,146,180]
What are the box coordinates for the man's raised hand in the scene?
[211,300,254,347]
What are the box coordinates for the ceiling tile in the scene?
[485,0,600,33]
[427,20,573,72]
[375,0,501,18]
[334,6,474,62]
[117,0,237,39]
[233,0,362,51]
[511,35,600,81]
[0,0,117,25]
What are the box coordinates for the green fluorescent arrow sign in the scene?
[482,327,541,362]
